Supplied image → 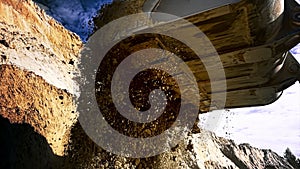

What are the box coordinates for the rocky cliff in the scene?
[0,0,297,169]
[0,0,81,157]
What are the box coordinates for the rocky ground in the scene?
[0,0,298,168]
[66,125,294,169]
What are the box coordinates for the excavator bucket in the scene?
[90,0,300,113]
[142,0,300,111]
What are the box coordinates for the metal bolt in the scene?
[294,12,300,22]
[289,63,299,73]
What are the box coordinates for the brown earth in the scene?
[0,0,81,156]
[0,64,77,156]
[94,0,146,30]
[0,0,82,62]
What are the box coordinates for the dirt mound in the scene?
[0,65,77,156]
[0,0,80,156]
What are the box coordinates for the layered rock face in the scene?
[0,0,81,158]
[0,0,297,169]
